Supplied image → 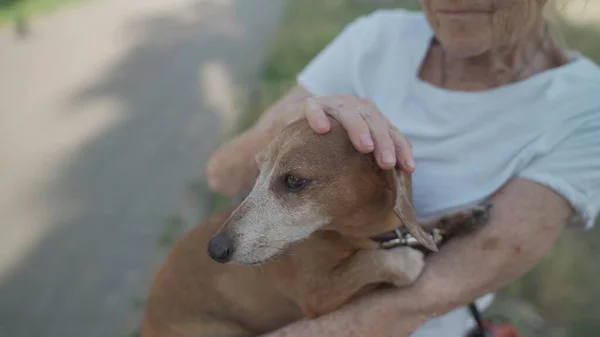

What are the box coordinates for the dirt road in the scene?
[0,1,285,336]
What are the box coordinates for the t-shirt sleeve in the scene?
[296,14,374,96]
[516,114,600,229]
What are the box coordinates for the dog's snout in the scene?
[207,234,234,263]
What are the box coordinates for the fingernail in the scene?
[405,157,416,169]
[382,150,395,165]
[360,134,374,148]
[316,118,328,130]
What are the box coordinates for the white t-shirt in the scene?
[297,9,600,230]
[296,9,600,336]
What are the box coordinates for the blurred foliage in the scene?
[0,0,92,26]
[218,0,600,335]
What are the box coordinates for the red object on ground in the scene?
[484,321,520,337]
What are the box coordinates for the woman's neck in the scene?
[422,24,569,91]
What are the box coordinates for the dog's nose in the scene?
[207,234,234,263]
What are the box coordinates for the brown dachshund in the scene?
[140,117,490,337]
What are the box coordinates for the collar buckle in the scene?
[376,228,444,250]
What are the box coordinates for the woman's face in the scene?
[420,0,547,57]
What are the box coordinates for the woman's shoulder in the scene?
[543,54,600,109]
[560,53,600,86]
[295,8,431,97]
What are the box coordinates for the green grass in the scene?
[0,0,93,27]
[210,1,600,336]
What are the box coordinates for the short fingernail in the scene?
[405,157,416,169]
[382,150,395,165]
[360,134,374,148]
[316,118,328,130]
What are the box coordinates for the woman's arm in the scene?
[262,177,574,337]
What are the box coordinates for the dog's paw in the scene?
[384,247,425,287]
[438,202,493,234]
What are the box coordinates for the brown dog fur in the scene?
[140,118,490,337]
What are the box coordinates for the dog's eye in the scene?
[284,174,310,192]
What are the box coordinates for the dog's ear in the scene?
[385,168,439,252]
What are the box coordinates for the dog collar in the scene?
[371,228,445,251]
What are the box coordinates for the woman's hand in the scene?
[303,95,415,171]
[207,90,415,197]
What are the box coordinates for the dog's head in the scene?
[207,117,437,265]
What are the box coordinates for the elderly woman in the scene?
[206,0,600,336]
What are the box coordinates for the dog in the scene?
[140,117,491,337]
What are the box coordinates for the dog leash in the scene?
[372,228,519,337]
[466,302,489,337]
